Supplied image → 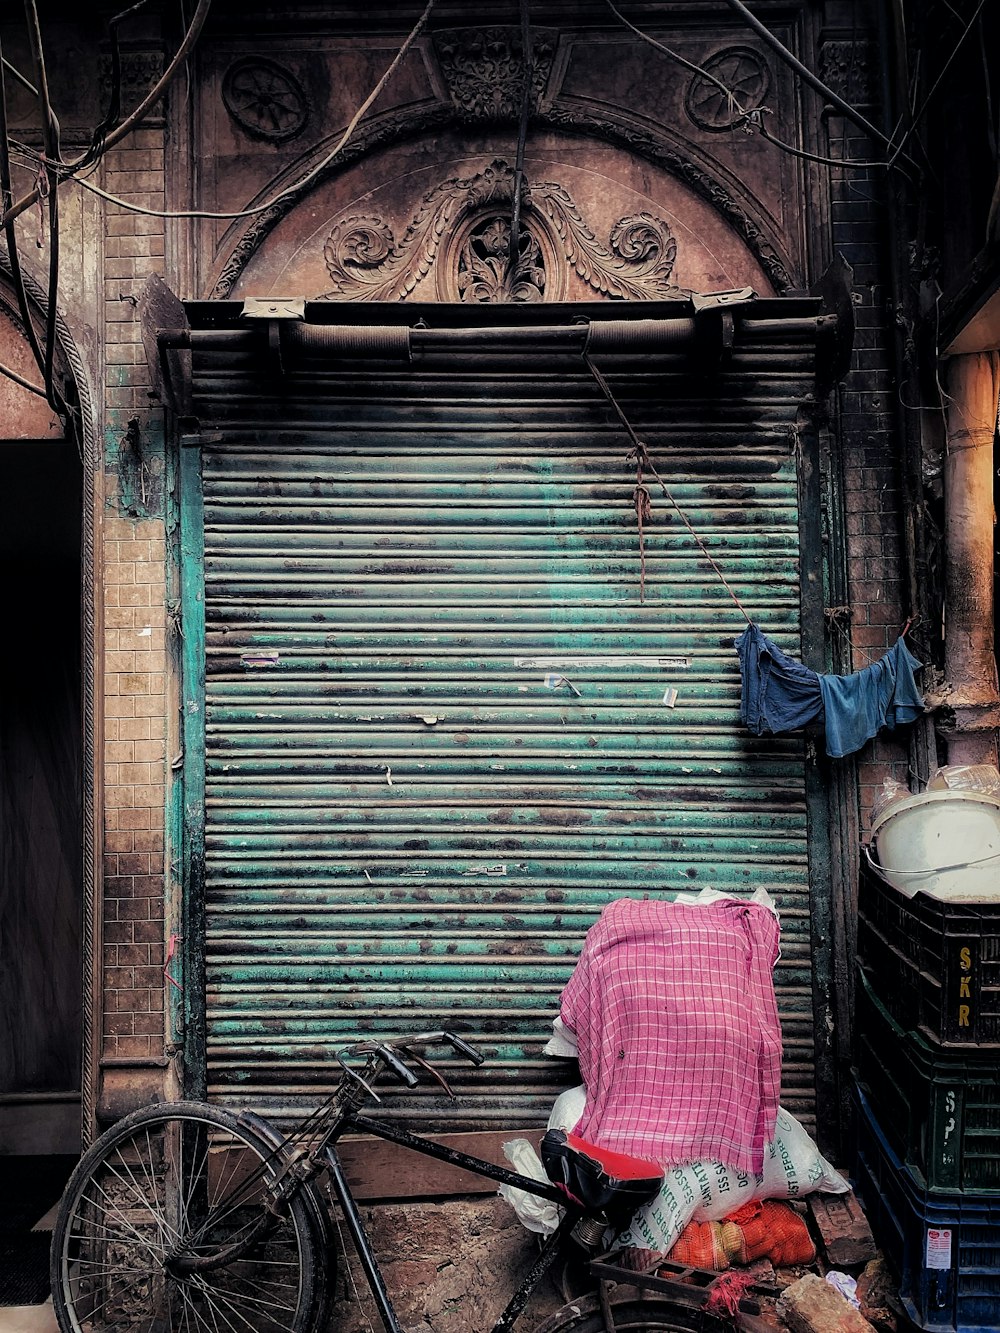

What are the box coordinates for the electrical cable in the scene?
[23,0,64,410]
[2,56,38,99]
[603,0,913,178]
[0,357,46,397]
[0,32,49,390]
[605,0,739,110]
[57,0,209,171]
[508,0,533,268]
[5,0,435,229]
[1,0,212,230]
[886,0,988,166]
[66,1,157,176]
[757,120,904,172]
[716,0,897,153]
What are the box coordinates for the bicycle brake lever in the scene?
[403,1049,456,1099]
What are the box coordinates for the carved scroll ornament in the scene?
[320,159,686,303]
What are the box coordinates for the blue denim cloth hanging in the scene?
[735,623,824,736]
[819,637,924,758]
[735,624,924,757]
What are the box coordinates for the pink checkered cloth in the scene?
[560,897,782,1175]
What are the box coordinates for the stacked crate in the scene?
[854,861,1000,1332]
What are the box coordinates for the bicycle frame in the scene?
[317,1103,586,1333]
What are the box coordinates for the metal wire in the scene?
[19,0,438,226]
[584,352,754,625]
[0,32,49,393]
[23,0,63,410]
[604,0,917,178]
[1,0,212,229]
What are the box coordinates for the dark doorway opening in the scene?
[0,440,83,1160]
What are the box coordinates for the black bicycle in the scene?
[50,1032,765,1333]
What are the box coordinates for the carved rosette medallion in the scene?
[686,46,771,131]
[320,159,686,303]
[222,57,309,142]
[433,27,556,121]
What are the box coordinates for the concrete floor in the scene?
[0,1300,57,1333]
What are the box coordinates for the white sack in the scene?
[546,1085,848,1254]
[497,1137,562,1235]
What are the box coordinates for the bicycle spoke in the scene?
[64,1262,162,1329]
[177,1279,218,1333]
[178,1283,196,1333]
[69,1177,168,1267]
[101,1146,182,1250]
[187,1274,278,1333]
[178,1121,213,1237]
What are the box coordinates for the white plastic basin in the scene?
[870,789,1000,901]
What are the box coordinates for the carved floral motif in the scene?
[97,51,165,106]
[542,106,793,292]
[320,159,686,303]
[818,40,876,106]
[433,27,556,121]
[210,104,453,297]
[457,217,547,303]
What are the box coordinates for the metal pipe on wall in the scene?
[942,351,1000,765]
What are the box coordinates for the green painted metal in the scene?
[181,316,825,1131]
[179,441,208,1098]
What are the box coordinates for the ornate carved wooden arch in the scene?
[207,102,796,300]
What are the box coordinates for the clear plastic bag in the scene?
[927,764,1000,796]
[497,1138,561,1235]
[871,777,909,823]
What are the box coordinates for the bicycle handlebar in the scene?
[338,1030,485,1102]
[398,1031,486,1066]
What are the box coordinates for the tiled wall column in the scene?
[98,126,171,1109]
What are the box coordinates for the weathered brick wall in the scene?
[99,127,170,1084]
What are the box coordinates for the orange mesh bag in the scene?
[720,1199,816,1267]
[668,1220,730,1271]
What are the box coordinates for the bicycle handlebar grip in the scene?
[442,1032,485,1066]
[376,1045,420,1087]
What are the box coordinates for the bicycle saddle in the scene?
[540,1128,663,1228]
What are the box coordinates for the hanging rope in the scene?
[632,447,652,602]
[583,353,754,624]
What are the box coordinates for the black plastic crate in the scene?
[855,969,1000,1194]
[853,1085,1000,1332]
[857,862,1000,1047]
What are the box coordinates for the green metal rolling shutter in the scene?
[183,310,824,1131]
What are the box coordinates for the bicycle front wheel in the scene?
[533,1286,734,1331]
[51,1100,320,1333]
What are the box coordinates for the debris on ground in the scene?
[777,1272,876,1332]
[807,1191,877,1268]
